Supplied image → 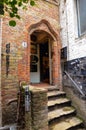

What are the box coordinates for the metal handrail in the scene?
[64,71,86,97]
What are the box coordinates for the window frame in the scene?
[76,0,86,36]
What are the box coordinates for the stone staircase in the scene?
[48,87,85,130]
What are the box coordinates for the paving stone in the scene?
[48,98,70,107]
[48,106,75,121]
[49,117,83,130]
[48,89,85,130]
[47,91,66,97]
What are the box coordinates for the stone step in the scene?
[77,128,86,130]
[49,117,83,130]
[48,98,71,108]
[48,106,75,122]
[71,128,86,130]
[47,91,66,98]
[48,86,59,91]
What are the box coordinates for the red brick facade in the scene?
[1,0,61,124]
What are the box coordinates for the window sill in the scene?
[75,33,86,41]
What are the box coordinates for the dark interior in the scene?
[40,41,49,83]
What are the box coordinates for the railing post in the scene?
[25,86,31,112]
[24,85,31,130]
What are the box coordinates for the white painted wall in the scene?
[59,0,67,48]
[60,0,86,61]
[0,18,2,126]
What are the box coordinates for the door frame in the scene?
[48,39,52,84]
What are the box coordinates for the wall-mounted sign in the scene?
[61,47,67,59]
[30,55,38,72]
[6,43,10,76]
[22,42,27,48]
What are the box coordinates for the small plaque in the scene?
[22,42,27,48]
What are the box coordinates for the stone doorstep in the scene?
[47,91,66,97]
[48,98,70,107]
[48,106,75,121]
[48,88,85,130]
[49,117,83,130]
[47,86,59,91]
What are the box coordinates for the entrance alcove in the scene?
[30,30,53,84]
[28,20,61,89]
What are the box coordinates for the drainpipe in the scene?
[59,0,69,89]
[65,0,69,61]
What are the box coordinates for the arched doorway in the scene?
[30,30,53,84]
[28,20,61,89]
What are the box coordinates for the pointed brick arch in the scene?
[26,19,62,89]
[29,19,60,42]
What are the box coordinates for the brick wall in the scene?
[0,18,2,127]
[30,88,48,130]
[1,0,61,125]
[16,86,48,130]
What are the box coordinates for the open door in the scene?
[39,40,52,84]
[40,41,49,83]
[30,30,53,84]
[30,43,40,83]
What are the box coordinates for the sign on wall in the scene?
[6,43,10,76]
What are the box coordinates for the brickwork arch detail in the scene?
[28,19,60,42]
[27,19,61,88]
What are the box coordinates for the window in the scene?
[76,0,86,36]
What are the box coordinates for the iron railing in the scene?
[64,71,86,97]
